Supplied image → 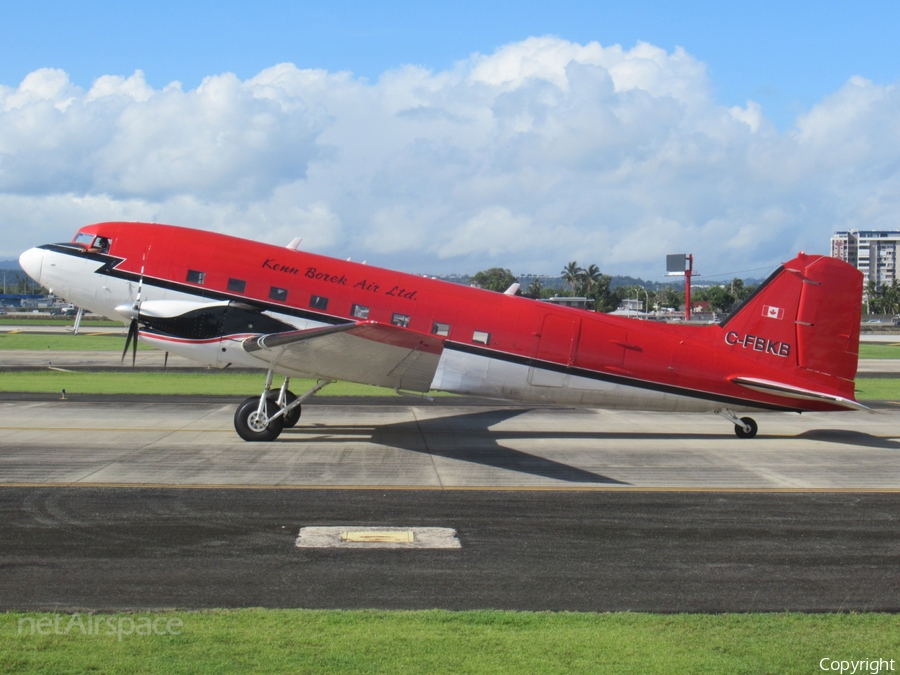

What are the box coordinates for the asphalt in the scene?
[1,487,897,612]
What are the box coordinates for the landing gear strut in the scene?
[233,371,333,441]
[715,409,758,439]
[269,377,301,428]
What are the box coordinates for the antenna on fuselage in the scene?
[286,238,303,250]
[503,283,520,296]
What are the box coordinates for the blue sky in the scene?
[3,0,897,130]
[1,1,899,278]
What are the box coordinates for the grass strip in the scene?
[0,333,146,351]
[0,318,121,327]
[0,370,405,397]
[858,343,900,359]
[2,609,898,675]
[853,378,900,401]
[0,370,896,401]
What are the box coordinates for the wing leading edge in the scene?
[242,321,445,392]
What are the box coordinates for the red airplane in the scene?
[18,222,865,441]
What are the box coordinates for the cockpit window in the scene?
[72,232,111,253]
[90,237,111,253]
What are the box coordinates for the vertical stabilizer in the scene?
[721,253,862,398]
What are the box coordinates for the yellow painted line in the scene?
[0,482,899,493]
[0,427,233,433]
[342,531,415,542]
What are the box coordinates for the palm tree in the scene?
[866,279,879,314]
[884,279,900,315]
[578,264,602,296]
[561,261,582,295]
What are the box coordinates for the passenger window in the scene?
[186,270,206,285]
[310,295,328,310]
[432,322,450,337]
[269,286,288,302]
[472,330,490,345]
[391,313,410,327]
[227,278,246,293]
[351,304,370,319]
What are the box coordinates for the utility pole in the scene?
[685,254,694,321]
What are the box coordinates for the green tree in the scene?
[577,264,601,296]
[561,261,582,294]
[471,267,518,293]
[704,285,737,312]
[866,279,879,314]
[523,279,543,299]
[882,279,900,314]
[657,286,684,310]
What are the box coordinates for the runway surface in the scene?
[2,487,898,612]
[2,396,899,613]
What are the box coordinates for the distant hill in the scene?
[432,273,684,291]
[0,259,22,271]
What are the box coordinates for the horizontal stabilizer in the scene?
[731,376,871,412]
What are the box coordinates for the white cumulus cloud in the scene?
[2,37,900,280]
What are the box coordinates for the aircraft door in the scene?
[574,319,628,375]
[528,314,580,387]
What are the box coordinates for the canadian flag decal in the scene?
[763,305,784,320]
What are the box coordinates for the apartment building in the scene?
[831,230,900,287]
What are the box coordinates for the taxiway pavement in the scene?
[2,398,900,488]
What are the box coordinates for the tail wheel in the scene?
[734,417,758,439]
[234,396,284,442]
[268,390,301,428]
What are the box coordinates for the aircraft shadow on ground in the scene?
[793,429,900,450]
[278,409,900,483]
[282,408,629,485]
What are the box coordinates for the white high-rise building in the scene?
[831,230,900,287]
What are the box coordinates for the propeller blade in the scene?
[121,319,138,365]
[131,320,138,366]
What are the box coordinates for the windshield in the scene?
[72,232,111,253]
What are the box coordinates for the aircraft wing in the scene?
[241,321,445,392]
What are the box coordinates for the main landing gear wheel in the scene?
[734,417,758,439]
[234,396,284,442]
[268,390,301,428]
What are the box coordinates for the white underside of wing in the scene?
[241,322,444,392]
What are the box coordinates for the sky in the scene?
[1,0,899,279]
